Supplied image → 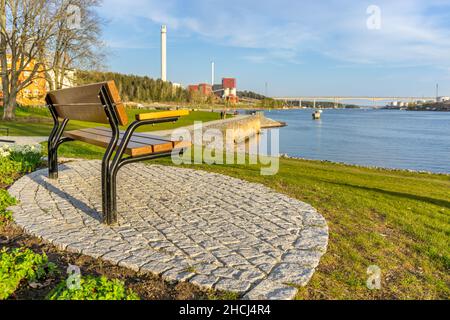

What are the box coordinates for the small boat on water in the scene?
[312,110,322,120]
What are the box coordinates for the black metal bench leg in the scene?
[109,168,118,223]
[102,173,118,225]
[48,98,60,179]
[101,151,119,225]
[48,145,58,179]
[101,163,118,225]
[48,120,68,180]
[101,138,118,225]
[101,161,108,222]
[48,121,59,179]
[101,159,117,225]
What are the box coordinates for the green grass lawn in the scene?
[44,143,450,300]
[189,157,448,300]
[0,106,224,136]
[1,106,449,299]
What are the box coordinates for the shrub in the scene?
[0,144,41,222]
[2,144,43,173]
[46,276,140,300]
[0,156,22,186]
[0,248,57,299]
[0,189,16,222]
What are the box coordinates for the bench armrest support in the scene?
[114,110,189,159]
[111,117,179,168]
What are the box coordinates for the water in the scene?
[263,108,450,173]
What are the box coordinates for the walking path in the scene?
[0,136,47,145]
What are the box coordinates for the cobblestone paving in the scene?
[8,160,328,299]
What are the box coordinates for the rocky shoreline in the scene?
[279,154,450,176]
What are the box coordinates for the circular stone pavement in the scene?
[7,160,328,300]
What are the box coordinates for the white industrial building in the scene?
[437,96,450,102]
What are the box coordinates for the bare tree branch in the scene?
[0,0,104,120]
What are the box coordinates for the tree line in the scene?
[257,98,285,108]
[237,90,267,100]
[76,70,190,103]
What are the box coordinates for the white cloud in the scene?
[100,0,450,68]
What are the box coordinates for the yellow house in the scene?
[0,54,47,106]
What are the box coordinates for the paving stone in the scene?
[192,263,219,275]
[189,274,219,289]
[294,227,329,252]
[117,249,155,271]
[243,280,298,300]
[140,260,174,275]
[282,249,324,268]
[235,269,266,282]
[267,263,315,286]
[163,268,196,282]
[211,267,240,279]
[214,278,252,294]
[7,160,328,300]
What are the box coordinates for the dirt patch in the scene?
[2,162,218,300]
[0,221,219,300]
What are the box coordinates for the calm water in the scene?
[263,108,450,173]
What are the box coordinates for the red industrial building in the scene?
[221,78,238,103]
[222,78,236,89]
[198,83,212,95]
[188,77,238,103]
[188,84,199,92]
[188,83,212,95]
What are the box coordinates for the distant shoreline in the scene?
[381,102,450,112]
[269,107,450,112]
[381,107,450,112]
[279,154,450,176]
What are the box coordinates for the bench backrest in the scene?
[45,81,128,126]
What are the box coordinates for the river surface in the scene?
[261,108,450,173]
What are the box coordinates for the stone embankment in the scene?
[148,114,284,145]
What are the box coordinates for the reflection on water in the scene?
[262,108,450,173]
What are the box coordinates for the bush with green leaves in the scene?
[0,190,16,222]
[0,248,57,299]
[0,156,22,186]
[0,144,41,222]
[0,144,43,173]
[47,275,140,300]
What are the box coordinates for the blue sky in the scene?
[97,0,450,97]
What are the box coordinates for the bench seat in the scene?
[64,127,190,157]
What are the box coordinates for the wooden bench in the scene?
[46,81,190,224]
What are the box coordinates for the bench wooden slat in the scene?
[47,81,128,126]
[92,127,191,150]
[63,129,153,156]
[80,127,174,153]
[94,126,175,142]
[63,127,190,157]
[135,110,189,121]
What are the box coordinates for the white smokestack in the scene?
[161,25,167,81]
[211,61,215,86]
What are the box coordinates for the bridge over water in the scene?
[273,96,436,107]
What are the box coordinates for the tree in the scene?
[0,0,103,120]
[1,0,56,120]
[43,0,104,91]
